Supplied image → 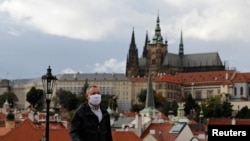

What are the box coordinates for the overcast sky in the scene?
[0,0,250,79]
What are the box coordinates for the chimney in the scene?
[225,72,228,80]
[232,118,236,125]
[135,113,142,137]
[135,113,138,128]
[150,129,155,134]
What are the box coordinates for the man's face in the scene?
[86,87,101,100]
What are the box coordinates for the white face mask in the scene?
[89,94,101,105]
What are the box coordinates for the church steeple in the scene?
[179,30,184,56]
[126,28,139,77]
[130,28,136,47]
[142,31,149,58]
[145,69,155,108]
[152,13,163,44]
[140,69,159,119]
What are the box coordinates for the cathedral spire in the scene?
[142,31,149,58]
[126,28,139,77]
[179,30,184,56]
[130,27,136,47]
[152,13,163,44]
[145,69,155,108]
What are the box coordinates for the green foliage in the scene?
[56,89,80,111]
[130,103,144,112]
[101,94,118,110]
[136,88,164,109]
[222,101,233,118]
[0,91,18,108]
[204,95,233,118]
[183,94,200,115]
[26,87,44,111]
[82,79,89,94]
[236,106,250,118]
[162,100,179,116]
[78,79,89,103]
[137,89,147,103]
[68,110,76,121]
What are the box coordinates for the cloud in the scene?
[93,58,126,73]
[0,0,128,40]
[1,0,250,42]
[169,0,250,42]
[60,58,126,75]
[61,68,80,74]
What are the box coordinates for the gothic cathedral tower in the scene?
[126,29,139,77]
[126,14,168,77]
[143,14,167,76]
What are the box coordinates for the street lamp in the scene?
[199,109,204,125]
[42,66,57,141]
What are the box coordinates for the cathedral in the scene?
[126,15,225,77]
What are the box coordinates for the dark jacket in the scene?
[69,102,113,141]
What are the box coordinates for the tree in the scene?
[137,89,147,104]
[136,89,164,109]
[82,78,89,94]
[130,103,144,112]
[222,101,233,118]
[236,106,250,119]
[78,78,89,104]
[56,89,80,111]
[0,91,19,108]
[101,94,118,110]
[162,100,179,116]
[183,94,200,116]
[204,95,233,118]
[26,87,44,111]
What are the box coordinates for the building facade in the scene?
[2,70,250,113]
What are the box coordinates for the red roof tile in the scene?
[141,122,178,141]
[112,131,142,141]
[0,119,70,141]
[0,112,6,121]
[0,128,12,137]
[176,70,235,86]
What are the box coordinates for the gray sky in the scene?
[0,0,250,79]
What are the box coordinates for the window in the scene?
[207,90,213,99]
[240,87,243,95]
[152,59,156,64]
[249,87,250,96]
[195,91,202,100]
[234,87,237,96]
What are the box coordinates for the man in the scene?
[70,85,113,141]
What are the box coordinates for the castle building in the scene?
[126,14,225,77]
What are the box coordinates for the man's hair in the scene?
[86,85,99,94]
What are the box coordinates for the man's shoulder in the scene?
[76,102,88,112]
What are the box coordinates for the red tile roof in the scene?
[0,118,70,141]
[141,122,178,141]
[130,70,241,86]
[176,70,235,86]
[112,131,143,141]
[154,75,181,83]
[130,74,181,83]
[0,112,6,121]
[124,112,137,117]
[0,128,12,138]
[232,72,250,83]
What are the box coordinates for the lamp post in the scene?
[199,109,204,125]
[42,66,57,141]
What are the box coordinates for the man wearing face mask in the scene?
[70,85,113,141]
